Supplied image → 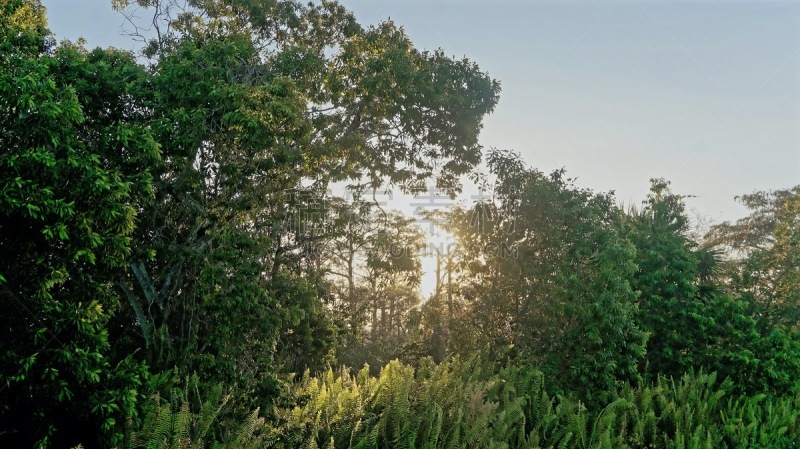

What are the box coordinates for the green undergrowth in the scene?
[262,357,799,449]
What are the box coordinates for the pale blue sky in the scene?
[42,0,799,223]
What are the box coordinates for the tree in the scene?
[3,0,506,443]
[706,186,800,330]
[331,210,426,369]
[323,197,378,328]
[621,180,702,378]
[363,213,424,339]
[442,151,647,404]
[104,0,500,399]
[0,1,157,445]
[112,0,500,196]
[102,26,308,411]
[622,180,800,395]
[704,187,800,394]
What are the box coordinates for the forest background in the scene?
[1,1,799,448]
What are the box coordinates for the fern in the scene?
[267,358,800,449]
[126,376,265,449]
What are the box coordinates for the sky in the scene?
[42,0,800,295]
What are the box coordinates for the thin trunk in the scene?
[347,239,355,308]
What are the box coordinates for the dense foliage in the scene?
[1,1,798,448]
[268,358,800,449]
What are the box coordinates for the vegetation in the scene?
[0,0,798,447]
[269,358,800,449]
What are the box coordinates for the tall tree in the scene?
[3,0,502,443]
[330,210,425,369]
[0,1,158,446]
[621,180,702,378]
[622,181,800,394]
[443,151,647,404]
[706,186,800,330]
[104,0,499,402]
